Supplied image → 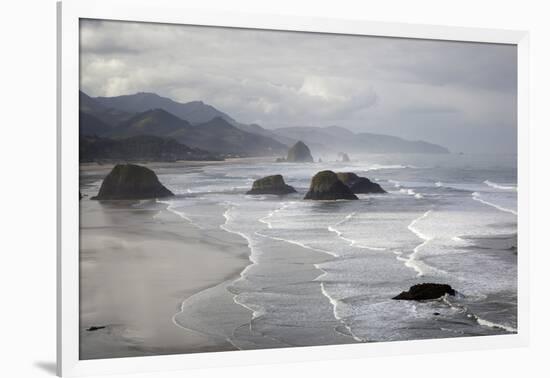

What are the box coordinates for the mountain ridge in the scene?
[80,90,450,155]
[106,108,193,138]
[93,92,235,125]
[169,117,288,156]
[79,91,133,126]
[80,93,288,156]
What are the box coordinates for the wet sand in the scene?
[79,176,251,359]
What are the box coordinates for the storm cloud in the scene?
[80,19,517,153]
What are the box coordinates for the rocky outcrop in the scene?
[286,141,314,162]
[92,164,174,200]
[338,152,350,162]
[246,175,297,195]
[336,172,386,194]
[304,170,358,200]
[392,283,456,300]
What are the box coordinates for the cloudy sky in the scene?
[80,19,517,153]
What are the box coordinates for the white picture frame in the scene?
[57,0,530,376]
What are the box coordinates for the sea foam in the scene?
[156,199,203,229]
[484,180,517,191]
[471,192,518,216]
[400,210,447,277]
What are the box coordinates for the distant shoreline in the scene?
[79,156,277,172]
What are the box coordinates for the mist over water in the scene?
[161,153,517,348]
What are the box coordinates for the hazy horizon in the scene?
[80,19,517,153]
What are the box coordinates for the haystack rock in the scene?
[336,172,386,194]
[286,141,314,162]
[392,283,456,301]
[338,152,351,162]
[304,170,358,200]
[92,164,174,200]
[246,175,297,195]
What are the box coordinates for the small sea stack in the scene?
[246,175,297,195]
[338,152,351,162]
[336,172,386,194]
[286,141,314,162]
[92,164,174,200]
[392,283,456,301]
[304,170,358,200]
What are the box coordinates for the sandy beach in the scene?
[79,164,251,359]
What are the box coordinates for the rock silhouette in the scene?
[92,164,174,200]
[286,141,314,162]
[336,172,386,194]
[392,283,456,300]
[247,175,297,195]
[304,170,358,200]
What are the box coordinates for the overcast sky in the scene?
[80,19,517,153]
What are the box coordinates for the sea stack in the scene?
[392,283,456,301]
[336,172,386,194]
[304,170,358,200]
[286,141,314,162]
[92,164,174,200]
[339,152,351,162]
[246,175,297,195]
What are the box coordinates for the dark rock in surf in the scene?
[304,170,358,200]
[79,191,83,200]
[246,175,297,195]
[86,325,106,331]
[92,164,174,200]
[350,178,386,194]
[336,172,386,194]
[286,141,314,162]
[392,283,456,301]
[335,172,360,186]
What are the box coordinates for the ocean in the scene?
[154,153,517,349]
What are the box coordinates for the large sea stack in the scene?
[336,172,386,194]
[92,164,174,200]
[246,175,297,195]
[304,170,358,200]
[286,141,314,162]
